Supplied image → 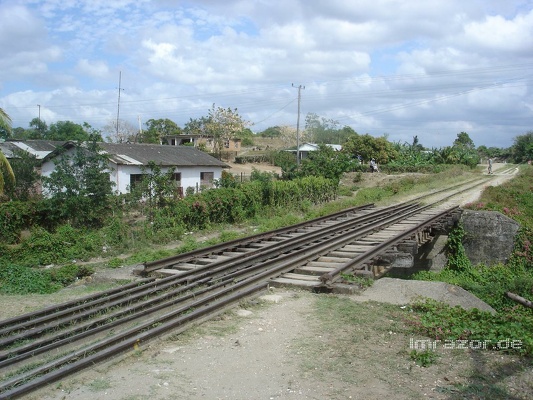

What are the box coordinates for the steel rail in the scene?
[320,206,460,284]
[0,182,477,399]
[0,202,407,344]
[3,204,427,398]
[142,176,487,275]
[0,279,155,330]
[142,203,376,273]
[0,203,417,367]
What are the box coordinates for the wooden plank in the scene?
[295,266,335,275]
[281,273,321,281]
[269,277,319,288]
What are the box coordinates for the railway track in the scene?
[0,173,509,399]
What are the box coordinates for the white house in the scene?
[40,141,229,196]
[285,143,342,161]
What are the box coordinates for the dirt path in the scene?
[29,289,532,400]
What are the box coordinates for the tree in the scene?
[0,108,15,195]
[0,151,15,196]
[304,113,341,144]
[342,133,397,164]
[183,116,211,136]
[185,104,251,157]
[236,128,254,146]
[10,127,29,139]
[277,125,299,147]
[130,161,179,211]
[3,150,40,201]
[205,104,250,157]
[46,121,95,141]
[103,119,138,143]
[411,135,425,152]
[258,126,282,138]
[28,117,48,138]
[42,137,114,227]
[511,131,533,163]
[453,132,475,150]
[143,118,181,144]
[0,108,12,135]
[297,144,352,183]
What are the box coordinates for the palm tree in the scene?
[0,108,12,133]
[0,108,15,194]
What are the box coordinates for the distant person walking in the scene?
[369,158,379,173]
[488,158,493,174]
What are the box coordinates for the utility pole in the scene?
[116,71,124,138]
[137,115,143,143]
[292,83,305,165]
[37,105,42,136]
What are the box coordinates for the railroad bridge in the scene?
[142,202,464,292]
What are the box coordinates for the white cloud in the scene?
[0,0,532,149]
[463,10,533,54]
[76,59,111,79]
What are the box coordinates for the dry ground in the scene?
[4,163,531,400]
[25,289,533,400]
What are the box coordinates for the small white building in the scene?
[285,143,342,162]
[40,141,228,196]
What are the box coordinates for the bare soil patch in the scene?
[27,290,532,400]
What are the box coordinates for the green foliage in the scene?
[257,126,282,138]
[340,273,374,288]
[42,139,115,227]
[215,170,239,188]
[0,201,31,244]
[130,161,180,211]
[409,166,533,356]
[45,120,99,141]
[295,144,353,184]
[143,118,181,143]
[511,131,533,163]
[3,150,40,201]
[453,132,476,150]
[342,133,398,164]
[409,349,439,367]
[407,299,533,355]
[271,150,297,172]
[444,224,471,271]
[0,264,60,294]
[49,264,94,286]
[249,168,276,183]
[0,263,93,294]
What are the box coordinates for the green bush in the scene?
[0,263,94,294]
[0,264,61,294]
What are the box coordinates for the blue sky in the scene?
[1,0,532,149]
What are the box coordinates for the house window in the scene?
[200,172,214,188]
[172,172,181,184]
[130,174,145,189]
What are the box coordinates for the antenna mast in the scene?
[116,71,124,138]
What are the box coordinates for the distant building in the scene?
[285,143,342,162]
[163,134,242,162]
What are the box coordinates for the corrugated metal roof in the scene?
[0,140,65,159]
[108,154,144,165]
[98,143,228,167]
[2,140,228,168]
